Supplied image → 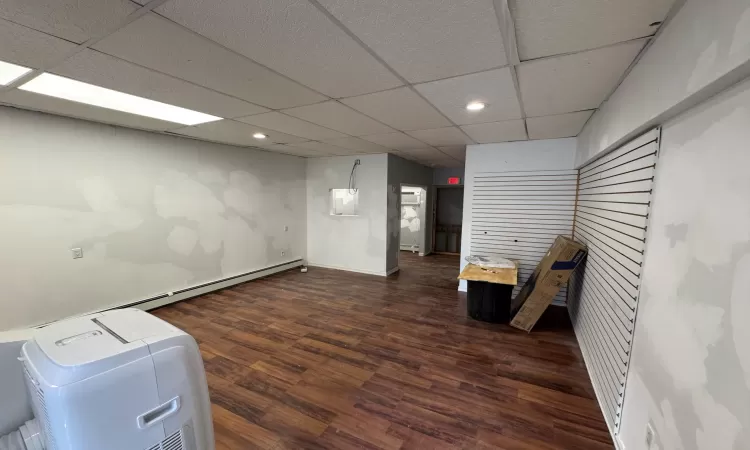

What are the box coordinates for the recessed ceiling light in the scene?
[18,73,222,126]
[0,60,32,86]
[466,101,486,111]
[253,132,267,139]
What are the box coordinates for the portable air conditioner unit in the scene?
[18,309,214,450]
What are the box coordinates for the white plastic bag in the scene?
[465,255,516,269]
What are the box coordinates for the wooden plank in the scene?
[457,263,518,285]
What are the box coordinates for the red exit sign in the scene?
[447,177,461,185]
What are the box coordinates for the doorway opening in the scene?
[399,185,427,255]
[433,185,464,255]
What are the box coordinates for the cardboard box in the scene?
[510,236,587,332]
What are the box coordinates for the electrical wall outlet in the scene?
[281,251,285,257]
[71,248,83,259]
[284,226,289,232]
[645,421,656,448]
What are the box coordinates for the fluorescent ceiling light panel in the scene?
[19,73,222,125]
[0,60,32,85]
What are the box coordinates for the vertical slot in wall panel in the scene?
[569,128,660,435]
[470,169,578,306]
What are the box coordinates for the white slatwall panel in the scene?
[470,169,578,305]
[568,129,660,433]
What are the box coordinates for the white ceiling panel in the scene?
[283,101,394,136]
[359,132,431,150]
[315,0,506,83]
[154,0,402,98]
[415,68,522,125]
[236,112,347,140]
[286,141,346,155]
[0,18,78,69]
[340,87,451,131]
[406,127,475,147]
[437,160,465,168]
[93,14,325,110]
[0,0,137,43]
[400,147,447,159]
[0,89,177,131]
[437,146,466,160]
[460,120,527,144]
[511,0,675,60]
[320,137,392,154]
[527,110,594,140]
[53,50,267,119]
[272,145,329,157]
[172,120,309,147]
[518,40,645,117]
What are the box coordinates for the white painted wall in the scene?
[577,0,750,166]
[387,154,435,272]
[459,139,577,291]
[306,154,389,275]
[618,75,750,450]
[0,107,307,331]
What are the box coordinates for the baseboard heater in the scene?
[116,258,304,310]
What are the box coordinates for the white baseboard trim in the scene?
[4,259,304,332]
[307,262,390,277]
[128,259,303,311]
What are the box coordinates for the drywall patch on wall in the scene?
[577,0,750,166]
[619,77,750,450]
[167,226,199,256]
[0,107,306,331]
[731,253,750,390]
[197,167,228,186]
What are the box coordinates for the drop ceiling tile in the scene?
[437,146,466,160]
[399,147,446,159]
[406,127,475,147]
[526,110,594,139]
[154,0,402,98]
[415,68,522,125]
[283,101,394,136]
[510,0,675,60]
[93,13,326,109]
[0,0,137,43]
[0,90,176,131]
[0,18,78,69]
[316,0,506,83]
[432,159,465,168]
[460,120,527,144]
[340,87,451,131]
[359,132,431,150]
[53,50,267,119]
[287,141,347,155]
[320,137,392,154]
[272,146,327,157]
[236,112,347,140]
[518,40,646,117]
[172,120,309,147]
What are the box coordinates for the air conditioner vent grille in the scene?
[23,366,57,450]
[146,429,184,450]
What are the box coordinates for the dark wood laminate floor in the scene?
[153,252,613,449]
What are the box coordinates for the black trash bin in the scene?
[466,280,514,323]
